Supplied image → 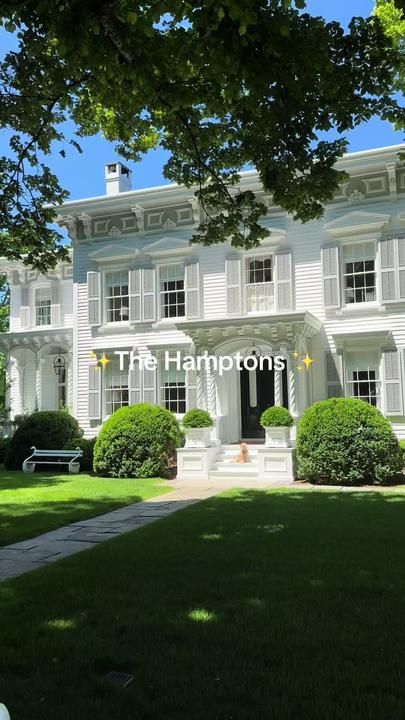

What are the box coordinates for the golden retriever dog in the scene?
[233,442,249,464]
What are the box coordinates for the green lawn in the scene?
[0,468,169,546]
[1,488,405,719]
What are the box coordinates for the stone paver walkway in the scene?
[0,480,225,582]
[1,478,403,583]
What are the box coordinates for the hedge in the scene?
[5,411,81,471]
[93,403,182,478]
[296,398,402,486]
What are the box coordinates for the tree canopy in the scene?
[0,0,404,269]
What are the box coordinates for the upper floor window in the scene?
[105,271,129,323]
[343,242,376,305]
[105,358,129,415]
[246,255,274,312]
[35,288,51,326]
[160,264,185,319]
[160,367,186,414]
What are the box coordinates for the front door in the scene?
[240,366,275,439]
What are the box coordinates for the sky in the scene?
[0,0,403,201]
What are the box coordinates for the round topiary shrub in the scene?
[0,438,11,464]
[93,403,182,478]
[64,437,97,472]
[296,398,402,486]
[182,409,213,428]
[5,410,82,470]
[260,406,293,427]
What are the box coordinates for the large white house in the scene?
[2,145,405,461]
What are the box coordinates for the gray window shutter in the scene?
[185,261,200,319]
[186,367,197,410]
[51,284,60,326]
[225,256,242,315]
[129,268,142,323]
[321,246,340,309]
[142,268,156,322]
[398,237,405,300]
[20,286,30,328]
[275,251,293,311]
[383,349,403,415]
[129,365,141,405]
[87,271,101,326]
[325,352,343,398]
[380,237,397,303]
[88,363,101,420]
[143,366,156,404]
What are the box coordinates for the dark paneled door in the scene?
[240,361,289,439]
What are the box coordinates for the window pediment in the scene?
[145,236,193,256]
[324,211,390,239]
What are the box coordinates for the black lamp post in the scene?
[53,351,66,377]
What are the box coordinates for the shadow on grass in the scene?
[1,488,405,719]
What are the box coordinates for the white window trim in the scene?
[343,347,381,410]
[102,267,131,327]
[157,362,186,417]
[242,251,275,315]
[340,238,379,309]
[102,358,130,419]
[32,282,52,328]
[157,261,185,322]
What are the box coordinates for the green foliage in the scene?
[374,0,405,106]
[182,409,213,428]
[260,406,294,427]
[4,410,82,470]
[399,438,405,462]
[296,398,403,485]
[0,3,404,266]
[0,437,10,463]
[64,436,97,472]
[93,403,182,478]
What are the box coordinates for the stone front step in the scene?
[215,460,258,469]
[208,469,260,480]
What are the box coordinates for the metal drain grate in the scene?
[104,671,134,688]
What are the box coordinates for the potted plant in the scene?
[260,406,294,448]
[182,409,213,448]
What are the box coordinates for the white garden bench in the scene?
[22,446,83,474]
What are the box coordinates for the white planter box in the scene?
[184,427,212,448]
[257,447,296,483]
[176,446,219,480]
[264,426,291,448]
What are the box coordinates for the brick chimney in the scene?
[105,162,132,195]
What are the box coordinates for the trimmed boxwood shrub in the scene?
[5,411,81,470]
[296,398,402,486]
[93,403,182,478]
[182,409,213,428]
[260,406,293,428]
[0,438,11,464]
[64,437,97,472]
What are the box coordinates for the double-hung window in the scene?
[160,368,186,414]
[105,358,129,415]
[246,255,274,312]
[105,271,129,323]
[346,351,380,407]
[160,264,185,319]
[35,288,51,326]
[343,242,376,305]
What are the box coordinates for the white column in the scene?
[274,367,282,406]
[35,356,44,411]
[288,354,297,417]
[66,351,73,410]
[17,363,25,415]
